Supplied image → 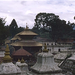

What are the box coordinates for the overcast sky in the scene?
[0,0,75,28]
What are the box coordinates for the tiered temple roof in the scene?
[11,26,42,47]
[16,29,38,36]
[12,47,32,56]
[11,35,21,41]
[11,40,42,46]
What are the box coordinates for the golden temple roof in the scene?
[5,40,11,44]
[11,35,21,40]
[16,29,38,36]
[11,40,42,46]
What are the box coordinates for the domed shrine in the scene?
[0,44,21,75]
[27,44,64,75]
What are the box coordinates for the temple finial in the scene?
[3,44,12,63]
[21,57,25,63]
[25,23,29,30]
[21,46,23,49]
[43,43,48,52]
[18,59,20,62]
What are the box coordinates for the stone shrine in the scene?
[26,43,64,75]
[0,44,21,75]
[16,58,29,75]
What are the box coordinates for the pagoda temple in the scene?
[11,25,42,55]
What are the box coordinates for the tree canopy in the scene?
[9,19,18,37]
[9,19,24,37]
[0,18,9,45]
[33,13,73,40]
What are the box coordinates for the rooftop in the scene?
[12,47,32,56]
[11,40,42,46]
[11,35,21,41]
[16,29,38,36]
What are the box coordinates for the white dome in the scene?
[38,52,53,57]
[16,61,28,67]
[0,62,21,75]
[54,53,68,60]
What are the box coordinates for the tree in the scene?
[34,13,59,29]
[48,19,73,40]
[33,13,59,38]
[34,13,73,40]
[9,19,18,37]
[17,27,24,33]
[0,18,9,45]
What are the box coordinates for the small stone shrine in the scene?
[0,44,21,75]
[27,43,64,75]
[16,58,29,75]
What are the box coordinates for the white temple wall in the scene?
[0,51,5,57]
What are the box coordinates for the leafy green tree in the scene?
[33,13,59,38]
[34,13,59,29]
[34,13,73,40]
[0,18,9,45]
[4,25,11,37]
[48,19,73,40]
[17,27,24,33]
[67,20,75,38]
[9,19,18,37]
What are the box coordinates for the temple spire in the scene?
[43,43,48,52]
[21,46,23,49]
[18,59,20,62]
[3,44,12,63]
[21,57,25,63]
[25,23,29,30]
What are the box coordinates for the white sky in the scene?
[0,0,75,28]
